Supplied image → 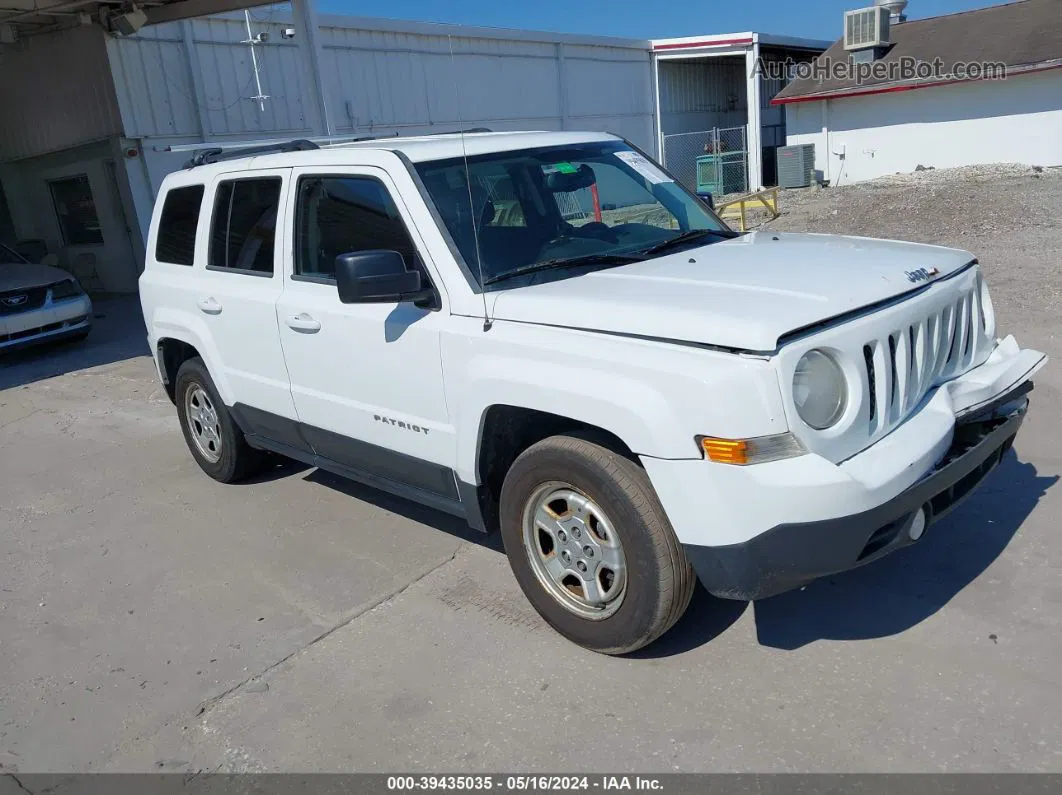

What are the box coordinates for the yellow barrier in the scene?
[715,187,780,232]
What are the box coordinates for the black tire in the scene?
[174,357,267,483]
[499,435,696,655]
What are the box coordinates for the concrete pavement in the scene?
[1,297,1060,774]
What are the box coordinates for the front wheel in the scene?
[499,435,695,654]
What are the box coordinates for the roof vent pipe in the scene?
[875,0,908,23]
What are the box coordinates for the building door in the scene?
[45,161,138,293]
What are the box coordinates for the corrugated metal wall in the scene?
[0,25,124,162]
[658,58,747,136]
[319,25,654,144]
[105,10,655,244]
[110,11,655,151]
[109,14,318,140]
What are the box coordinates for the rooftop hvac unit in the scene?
[844,6,891,50]
[776,144,815,189]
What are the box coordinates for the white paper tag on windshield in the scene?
[614,151,672,184]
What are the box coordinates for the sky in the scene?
[317,0,1008,41]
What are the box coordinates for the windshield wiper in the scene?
[483,252,644,286]
[639,228,740,258]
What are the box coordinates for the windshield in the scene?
[414,140,732,290]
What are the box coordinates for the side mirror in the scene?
[334,250,434,305]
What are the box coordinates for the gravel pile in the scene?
[760,163,1062,358]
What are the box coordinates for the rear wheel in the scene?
[174,358,267,483]
[499,435,695,654]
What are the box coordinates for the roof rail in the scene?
[175,129,495,165]
[427,127,492,136]
[184,138,319,168]
[320,128,494,148]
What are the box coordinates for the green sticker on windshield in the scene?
[554,162,578,174]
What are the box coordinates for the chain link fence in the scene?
[662,126,748,197]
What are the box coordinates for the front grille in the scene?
[0,317,86,344]
[862,288,983,436]
[1,320,64,343]
[0,286,48,315]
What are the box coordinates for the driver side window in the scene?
[294,175,422,280]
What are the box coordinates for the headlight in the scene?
[793,349,848,430]
[50,279,83,300]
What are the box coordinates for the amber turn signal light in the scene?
[696,433,807,466]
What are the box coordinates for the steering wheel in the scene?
[576,222,619,244]
[543,233,575,247]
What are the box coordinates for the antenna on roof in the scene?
[241,10,270,112]
[448,34,491,332]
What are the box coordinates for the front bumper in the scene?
[683,400,1027,600]
[0,295,92,352]
[641,335,1045,601]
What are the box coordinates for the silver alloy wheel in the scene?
[522,482,627,620]
[185,384,222,463]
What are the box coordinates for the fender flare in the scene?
[454,367,695,485]
[151,307,235,406]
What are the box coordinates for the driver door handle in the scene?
[286,313,321,333]
[196,297,222,315]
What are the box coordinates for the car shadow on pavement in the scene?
[752,454,1057,650]
[238,455,313,484]
[302,468,507,551]
[0,296,149,390]
[626,585,749,659]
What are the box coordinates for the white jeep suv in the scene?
[140,131,1046,654]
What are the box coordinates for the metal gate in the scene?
[662,126,748,197]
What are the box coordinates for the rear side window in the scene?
[209,177,282,275]
[155,185,204,266]
[294,176,419,279]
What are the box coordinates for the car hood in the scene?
[489,232,976,351]
[0,263,73,292]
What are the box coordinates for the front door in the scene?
[276,167,456,500]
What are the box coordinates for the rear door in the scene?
[192,169,305,452]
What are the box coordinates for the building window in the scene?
[49,175,104,246]
[208,177,282,275]
[155,185,205,266]
[294,175,420,279]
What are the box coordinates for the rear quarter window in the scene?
[155,185,205,266]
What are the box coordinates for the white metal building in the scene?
[775,0,1062,185]
[651,33,828,194]
[0,0,826,295]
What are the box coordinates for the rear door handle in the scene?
[196,297,222,315]
[286,313,321,333]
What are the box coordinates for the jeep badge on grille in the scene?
[905,267,941,283]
